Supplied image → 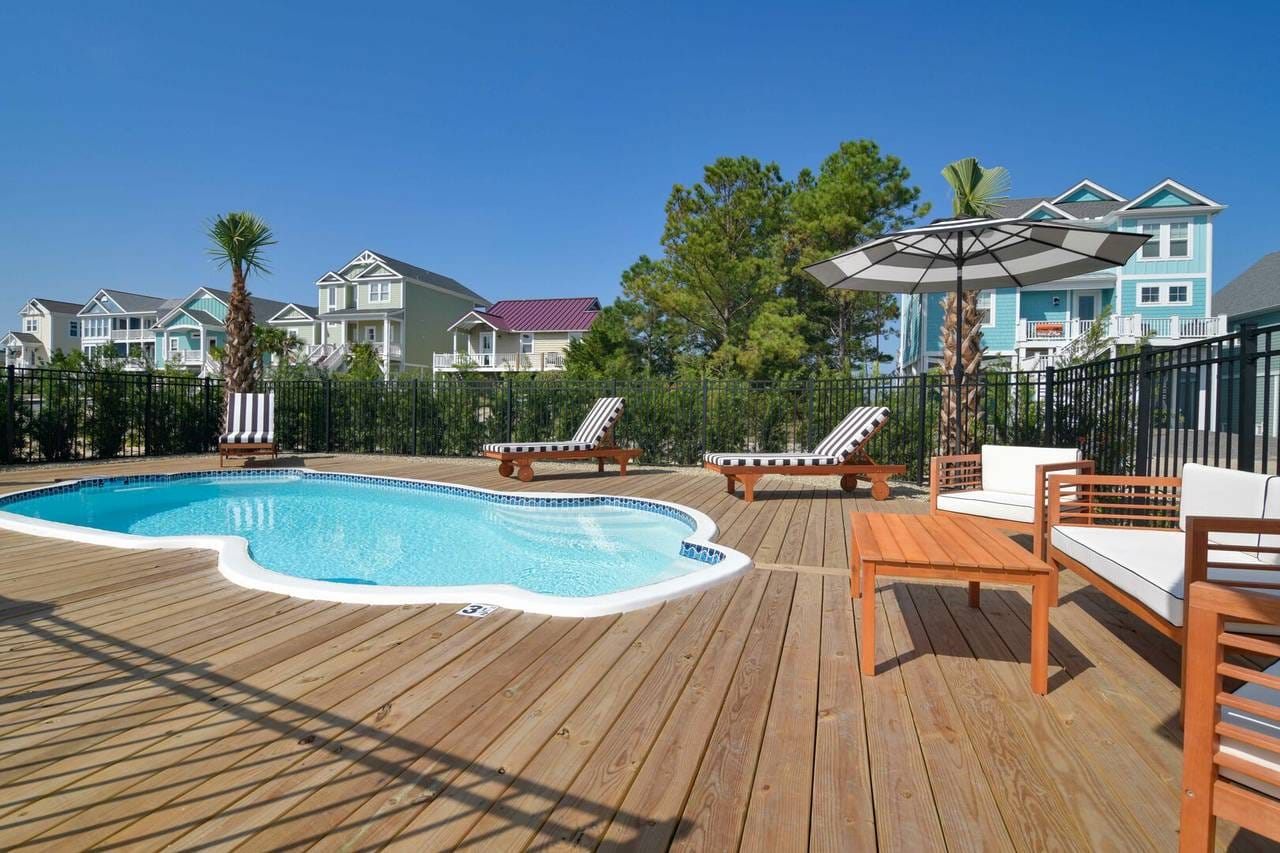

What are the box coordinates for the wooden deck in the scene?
[0,453,1268,851]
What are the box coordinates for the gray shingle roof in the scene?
[200,287,295,322]
[30,298,85,314]
[99,289,173,313]
[991,197,1124,219]
[6,331,41,344]
[370,252,489,304]
[1214,251,1280,321]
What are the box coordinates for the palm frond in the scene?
[206,211,277,277]
[941,157,1011,218]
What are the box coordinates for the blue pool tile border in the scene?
[0,468,727,566]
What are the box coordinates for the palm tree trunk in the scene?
[223,266,255,394]
[938,290,986,454]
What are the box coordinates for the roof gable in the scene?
[1052,179,1124,204]
[268,304,319,323]
[1120,179,1222,211]
[316,271,347,286]
[1023,201,1072,221]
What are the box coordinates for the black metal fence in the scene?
[4,320,1279,482]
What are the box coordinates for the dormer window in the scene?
[369,282,390,303]
[23,317,38,333]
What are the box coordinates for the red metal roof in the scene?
[475,297,600,332]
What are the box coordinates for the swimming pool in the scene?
[0,470,751,617]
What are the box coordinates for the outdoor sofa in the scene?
[219,392,278,467]
[1179,524,1280,851]
[703,406,904,502]
[481,396,641,482]
[931,444,1094,559]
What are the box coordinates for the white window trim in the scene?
[327,286,338,310]
[23,318,39,333]
[69,320,79,337]
[1135,218,1194,262]
[975,290,996,327]
[168,336,180,352]
[1135,281,1194,307]
[368,282,391,304]
[519,333,534,354]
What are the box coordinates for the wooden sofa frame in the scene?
[704,415,903,503]
[482,428,642,482]
[219,442,278,467]
[930,454,1095,559]
[1180,527,1280,851]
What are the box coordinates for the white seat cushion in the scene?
[483,441,595,454]
[1051,525,1280,627]
[980,445,1081,495]
[704,452,839,468]
[1180,463,1280,565]
[1220,658,1280,799]
[936,489,1035,524]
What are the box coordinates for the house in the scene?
[898,178,1228,372]
[434,297,600,373]
[154,287,313,374]
[76,289,181,368]
[308,250,490,375]
[1,298,84,367]
[1214,250,1280,330]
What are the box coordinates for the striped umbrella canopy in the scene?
[803,215,1150,448]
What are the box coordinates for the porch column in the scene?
[383,317,390,374]
[162,331,169,367]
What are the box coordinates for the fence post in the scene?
[1237,322,1258,472]
[323,377,332,452]
[143,376,153,456]
[4,364,14,464]
[1043,365,1056,446]
[915,374,928,485]
[805,379,815,449]
[1134,345,1154,476]
[203,377,213,451]
[505,374,513,443]
[700,378,709,459]
[412,378,420,456]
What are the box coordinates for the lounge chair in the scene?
[703,406,904,502]
[1180,544,1280,851]
[931,445,1094,559]
[482,396,640,482]
[219,392,277,467]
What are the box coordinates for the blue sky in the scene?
[1,1,1275,331]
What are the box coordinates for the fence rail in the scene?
[4,320,1280,481]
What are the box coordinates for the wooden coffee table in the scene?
[850,512,1058,694]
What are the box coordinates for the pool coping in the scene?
[0,467,755,618]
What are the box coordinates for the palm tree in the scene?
[252,324,301,378]
[938,158,1010,453]
[207,212,276,393]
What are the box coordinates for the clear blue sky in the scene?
[2,1,1275,328]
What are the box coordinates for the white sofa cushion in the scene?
[1220,658,1280,799]
[1050,525,1280,627]
[936,490,1035,524]
[1180,463,1280,564]
[980,445,1081,496]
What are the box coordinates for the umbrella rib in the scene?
[993,223,1140,266]
[969,227,1028,288]
[905,242,949,295]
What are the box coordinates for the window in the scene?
[568,331,584,342]
[1139,285,1161,304]
[520,333,534,354]
[69,320,79,337]
[1137,220,1193,261]
[368,282,390,303]
[168,336,180,352]
[1167,284,1189,304]
[23,317,38,333]
[328,286,337,309]
[1137,282,1193,305]
[975,291,994,325]
[1140,223,1162,258]
[366,326,376,341]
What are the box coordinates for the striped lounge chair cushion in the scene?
[220,393,275,444]
[483,441,595,454]
[702,406,889,467]
[705,453,840,468]
[483,396,626,455]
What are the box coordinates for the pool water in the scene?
[2,473,710,597]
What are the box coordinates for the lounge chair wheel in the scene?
[870,478,891,501]
[840,474,859,492]
[498,461,514,478]
[516,463,534,483]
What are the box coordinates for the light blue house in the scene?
[898,178,1227,372]
[154,287,318,374]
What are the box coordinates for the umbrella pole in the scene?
[953,253,965,455]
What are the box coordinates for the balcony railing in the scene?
[432,351,567,371]
[83,327,156,342]
[1017,314,1227,345]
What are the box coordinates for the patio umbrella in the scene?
[803,216,1151,449]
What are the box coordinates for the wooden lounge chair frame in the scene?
[483,427,642,482]
[1180,521,1280,851]
[930,453,1095,559]
[704,418,903,503]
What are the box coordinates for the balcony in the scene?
[1017,314,1227,346]
[432,351,566,372]
[82,326,156,343]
